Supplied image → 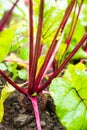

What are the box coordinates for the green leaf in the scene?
[10,42,20,52]
[55,43,66,65]
[73,20,85,42]
[0,63,7,71]
[80,4,87,26]
[18,69,27,80]
[0,83,15,122]
[7,62,17,72]
[34,0,65,46]
[42,5,63,46]
[65,20,85,45]
[67,39,87,60]
[63,63,86,90]
[72,48,87,59]
[50,63,87,130]
[7,62,18,80]
[18,47,29,60]
[0,29,14,62]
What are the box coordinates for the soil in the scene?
[0,77,66,130]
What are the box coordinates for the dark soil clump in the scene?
[0,90,66,130]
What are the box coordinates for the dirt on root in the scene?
[0,77,66,130]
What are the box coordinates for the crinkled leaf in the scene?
[34,0,64,46]
[50,63,87,130]
[0,83,15,122]
[42,6,63,46]
[63,63,86,91]
[0,29,14,62]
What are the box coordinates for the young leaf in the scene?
[7,62,18,80]
[10,42,20,52]
[50,63,87,130]
[18,46,29,60]
[0,29,14,62]
[18,69,27,80]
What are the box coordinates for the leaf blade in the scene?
[50,63,87,130]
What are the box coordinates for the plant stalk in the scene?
[0,70,27,95]
[34,0,76,91]
[37,33,87,93]
[29,0,34,77]
[28,0,44,95]
[66,0,84,48]
[29,97,42,130]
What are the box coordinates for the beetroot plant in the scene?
[0,0,87,130]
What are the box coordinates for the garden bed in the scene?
[0,89,65,130]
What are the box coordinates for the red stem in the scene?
[29,0,34,77]
[29,97,42,130]
[37,33,87,93]
[0,0,19,31]
[52,59,58,72]
[34,0,76,91]
[28,0,44,94]
[66,0,84,48]
[66,1,77,44]
[38,44,43,58]
[0,70,27,95]
[21,81,29,87]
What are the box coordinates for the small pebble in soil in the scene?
[41,121,46,127]
[45,111,50,116]
[14,114,34,128]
